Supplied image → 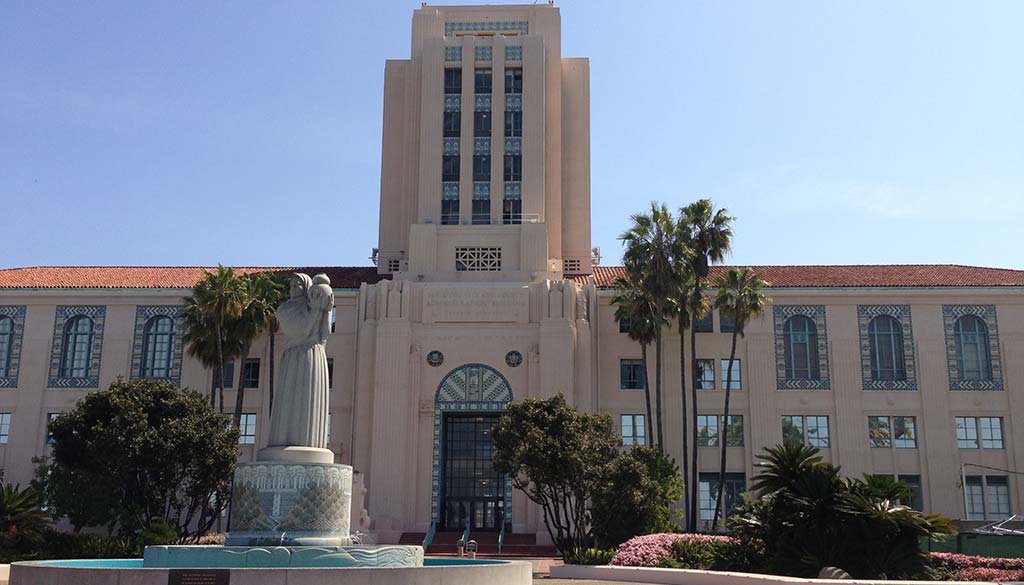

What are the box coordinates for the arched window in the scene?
[868,315,906,381]
[783,315,820,380]
[59,315,95,378]
[955,315,992,381]
[141,315,175,379]
[0,316,13,378]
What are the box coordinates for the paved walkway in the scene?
[537,579,639,585]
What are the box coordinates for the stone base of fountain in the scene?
[143,544,424,568]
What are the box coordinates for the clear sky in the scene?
[2,1,1022,269]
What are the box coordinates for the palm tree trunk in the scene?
[712,328,739,531]
[641,343,654,448]
[678,313,690,526]
[689,284,700,532]
[654,302,665,450]
[268,326,277,415]
[214,318,225,412]
[232,346,250,428]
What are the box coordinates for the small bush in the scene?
[710,537,767,573]
[929,552,1024,581]
[670,537,717,569]
[656,556,684,569]
[564,547,616,565]
[610,533,734,568]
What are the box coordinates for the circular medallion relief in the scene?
[505,350,523,368]
[426,350,444,367]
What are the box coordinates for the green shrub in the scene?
[657,556,684,569]
[565,547,616,565]
[670,537,717,569]
[592,446,684,548]
[710,537,767,573]
[0,483,50,543]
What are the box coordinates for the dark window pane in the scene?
[473,155,490,181]
[474,111,491,137]
[475,68,492,94]
[442,155,460,181]
[441,200,459,225]
[503,155,521,181]
[504,111,522,137]
[502,199,521,225]
[719,310,736,333]
[444,68,462,94]
[694,311,713,333]
[443,111,461,137]
[243,359,260,388]
[472,200,490,225]
[504,68,522,94]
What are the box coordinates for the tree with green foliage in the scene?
[592,445,684,548]
[728,443,956,579]
[492,394,620,557]
[33,379,239,543]
[711,267,769,530]
[229,272,286,428]
[611,268,657,446]
[0,483,50,550]
[182,265,247,411]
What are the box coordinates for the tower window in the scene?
[504,68,523,94]
[502,199,521,225]
[441,200,460,225]
[444,68,462,94]
[475,68,492,94]
[442,155,460,182]
[473,155,490,181]
[505,111,522,137]
[474,111,491,137]
[503,155,521,181]
[443,111,461,137]
[472,199,490,225]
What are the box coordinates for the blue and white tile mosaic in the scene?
[943,305,1004,391]
[475,95,491,112]
[431,364,513,524]
[473,182,490,200]
[474,137,490,155]
[503,137,521,155]
[48,305,106,388]
[505,45,522,61]
[443,138,460,156]
[445,46,462,62]
[857,305,917,391]
[444,95,461,113]
[504,182,522,200]
[0,306,26,388]
[442,182,460,201]
[504,95,522,112]
[129,305,185,385]
[772,305,831,390]
[445,21,529,36]
[475,45,492,61]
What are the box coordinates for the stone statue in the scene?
[263,273,334,460]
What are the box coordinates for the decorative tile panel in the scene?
[504,182,521,200]
[442,182,460,200]
[473,137,490,155]
[772,305,831,390]
[475,95,491,112]
[504,94,522,112]
[0,306,26,388]
[857,305,917,391]
[445,21,529,36]
[474,46,492,61]
[943,305,1004,390]
[505,45,522,61]
[445,46,462,62]
[129,305,185,385]
[443,138,460,156]
[473,182,490,200]
[48,305,106,388]
[431,364,513,524]
[504,137,521,155]
[444,95,461,112]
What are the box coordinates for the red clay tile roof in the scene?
[0,264,1021,290]
[0,266,387,289]
[571,265,1024,289]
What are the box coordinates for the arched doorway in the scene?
[432,363,513,531]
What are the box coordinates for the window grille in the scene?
[454,247,501,271]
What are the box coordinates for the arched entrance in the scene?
[432,363,513,531]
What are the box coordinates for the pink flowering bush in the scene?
[929,552,1024,580]
[954,567,1024,582]
[610,533,733,568]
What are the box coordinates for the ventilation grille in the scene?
[455,247,502,272]
[563,258,583,274]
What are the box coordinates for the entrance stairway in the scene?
[398,531,558,557]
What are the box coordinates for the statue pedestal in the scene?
[225,461,353,547]
[257,445,335,464]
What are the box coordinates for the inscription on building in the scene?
[423,287,529,323]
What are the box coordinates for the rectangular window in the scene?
[502,199,521,225]
[504,68,523,94]
[474,111,491,137]
[243,359,260,388]
[503,155,521,181]
[473,155,490,181]
[898,474,923,511]
[697,415,719,447]
[698,472,745,521]
[720,359,741,390]
[696,359,715,389]
[782,415,805,446]
[331,307,337,333]
[805,415,830,448]
[504,111,522,137]
[442,155,460,181]
[981,417,1004,449]
[720,310,736,333]
[621,414,646,446]
[956,416,979,449]
[965,476,985,520]
[239,413,257,445]
[441,199,459,225]
[222,361,235,388]
[475,68,492,94]
[444,68,462,94]
[987,476,1011,518]
[443,111,461,137]
[695,311,713,333]
[472,199,490,225]
[725,415,743,447]
[454,247,501,271]
[783,415,830,448]
[327,358,334,389]
[619,359,645,390]
[868,416,891,448]
[869,415,917,448]
[0,412,10,444]
[618,317,631,334]
[327,413,332,443]
[47,412,60,445]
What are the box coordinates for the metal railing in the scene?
[497,518,507,554]
[461,520,472,553]
[422,520,437,550]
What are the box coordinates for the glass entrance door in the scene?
[441,414,504,531]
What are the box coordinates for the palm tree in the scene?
[611,270,657,447]
[230,273,285,428]
[672,268,695,522]
[711,268,769,530]
[678,199,734,532]
[182,266,246,411]
[620,203,678,450]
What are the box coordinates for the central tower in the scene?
[376,3,591,281]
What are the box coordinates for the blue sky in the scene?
[2,1,1022,269]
